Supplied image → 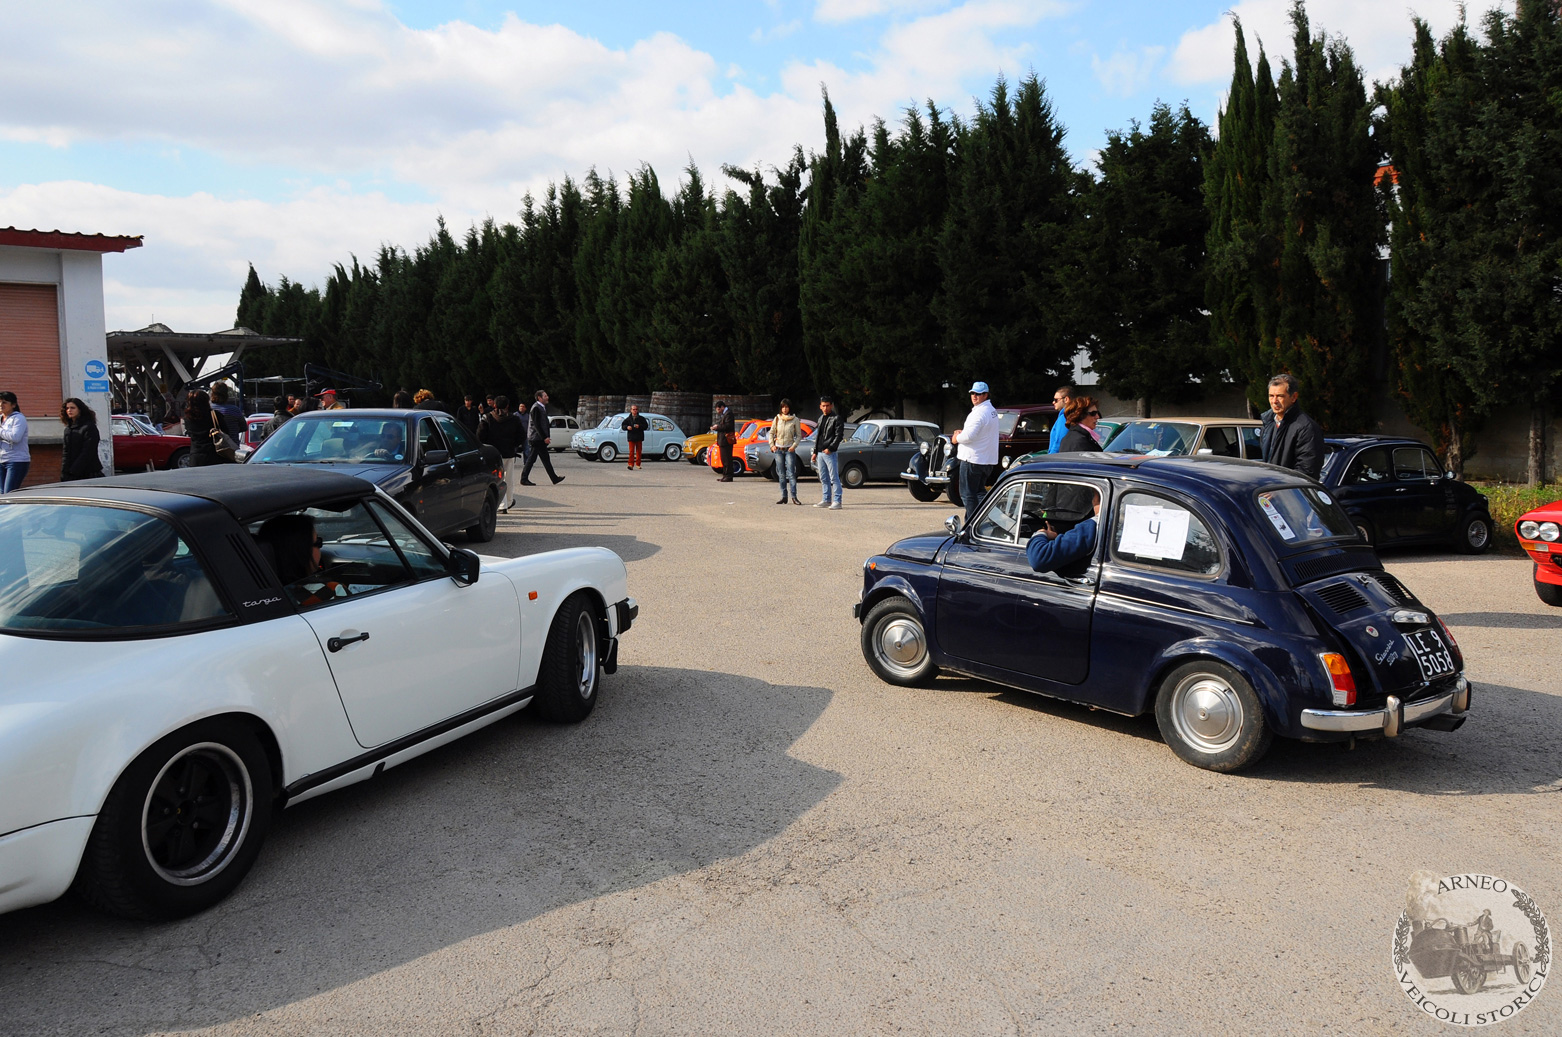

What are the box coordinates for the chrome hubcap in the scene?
[1171,675,1243,754]
[575,611,598,699]
[875,617,927,675]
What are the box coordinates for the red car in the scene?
[111,414,192,471]
[1516,500,1562,606]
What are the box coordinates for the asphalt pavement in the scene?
[3,451,1559,1036]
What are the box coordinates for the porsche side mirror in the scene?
[945,514,963,537]
[447,547,480,585]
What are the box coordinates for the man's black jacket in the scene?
[815,412,844,453]
[1260,407,1325,480]
[622,413,649,442]
[527,401,550,445]
[479,411,525,458]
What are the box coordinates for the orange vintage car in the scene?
[707,418,815,475]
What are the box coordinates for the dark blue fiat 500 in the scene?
[853,456,1473,771]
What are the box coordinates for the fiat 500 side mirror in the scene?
[447,547,481,585]
[945,514,963,537]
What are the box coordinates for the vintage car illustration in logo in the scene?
[1393,872,1550,1026]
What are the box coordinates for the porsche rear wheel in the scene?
[532,592,601,723]
[1154,661,1272,772]
[861,597,936,686]
[73,719,273,920]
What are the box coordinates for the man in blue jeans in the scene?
[813,396,845,509]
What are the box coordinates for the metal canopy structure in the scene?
[105,324,301,415]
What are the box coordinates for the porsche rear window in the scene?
[1254,487,1357,546]
[0,503,230,636]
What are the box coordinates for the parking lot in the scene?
[3,451,1560,1036]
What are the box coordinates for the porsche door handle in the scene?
[328,631,371,653]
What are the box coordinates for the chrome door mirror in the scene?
[944,514,963,537]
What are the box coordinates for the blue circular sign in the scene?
[84,359,106,378]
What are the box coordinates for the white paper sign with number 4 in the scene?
[1118,504,1190,561]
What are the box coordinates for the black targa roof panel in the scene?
[15,466,377,524]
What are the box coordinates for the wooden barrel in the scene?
[651,391,713,439]
[725,393,773,422]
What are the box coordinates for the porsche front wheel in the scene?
[533,592,601,723]
[1154,661,1272,772]
[73,719,274,920]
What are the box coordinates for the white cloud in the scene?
[1169,0,1514,88]
[814,0,949,24]
[1090,45,1165,98]
[750,19,803,43]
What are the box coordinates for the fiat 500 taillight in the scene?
[1320,652,1356,707]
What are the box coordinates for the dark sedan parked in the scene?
[1321,437,1493,553]
[246,409,505,542]
[806,420,941,488]
[854,455,1472,772]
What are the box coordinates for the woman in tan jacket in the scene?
[768,399,803,505]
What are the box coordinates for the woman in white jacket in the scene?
[768,399,803,505]
[0,391,30,493]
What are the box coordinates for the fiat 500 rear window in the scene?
[0,503,230,637]
[1253,487,1357,547]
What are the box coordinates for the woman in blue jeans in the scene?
[0,391,30,493]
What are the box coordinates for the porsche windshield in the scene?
[249,416,410,465]
[0,503,230,636]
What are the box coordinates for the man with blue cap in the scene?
[950,381,1000,526]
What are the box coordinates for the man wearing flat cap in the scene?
[951,381,1000,527]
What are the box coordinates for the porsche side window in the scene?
[1112,492,1221,576]
[972,483,1025,543]
[0,503,230,636]
[1348,447,1392,484]
[364,500,446,581]
[251,503,415,608]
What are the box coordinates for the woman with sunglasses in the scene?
[254,514,347,606]
[1057,396,1104,454]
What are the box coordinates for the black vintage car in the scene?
[1321,436,1494,553]
[246,409,505,541]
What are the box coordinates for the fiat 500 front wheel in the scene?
[861,597,936,686]
[1154,661,1272,772]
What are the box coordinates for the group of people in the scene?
[0,391,110,491]
[470,391,565,510]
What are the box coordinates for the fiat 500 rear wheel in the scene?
[861,597,936,686]
[72,719,274,919]
[1154,661,1272,772]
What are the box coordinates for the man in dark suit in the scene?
[711,401,736,481]
[1259,373,1325,480]
[520,390,564,486]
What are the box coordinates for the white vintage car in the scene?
[0,466,635,919]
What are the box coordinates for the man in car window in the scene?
[1026,490,1100,573]
[1259,373,1325,480]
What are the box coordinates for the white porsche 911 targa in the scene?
[0,466,635,920]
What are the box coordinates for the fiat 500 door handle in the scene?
[328,631,371,653]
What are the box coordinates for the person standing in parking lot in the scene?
[1048,384,1076,454]
[952,381,1000,526]
[769,399,802,504]
[520,390,564,486]
[60,398,105,482]
[479,395,525,510]
[710,401,736,481]
[257,396,291,443]
[456,394,482,434]
[1259,373,1325,480]
[0,391,31,492]
[622,404,648,470]
[813,396,844,509]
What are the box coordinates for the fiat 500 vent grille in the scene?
[1315,581,1370,615]
[1292,557,1338,582]
[1369,571,1416,605]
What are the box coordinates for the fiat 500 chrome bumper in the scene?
[1300,676,1471,737]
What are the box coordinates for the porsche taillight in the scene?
[1320,652,1356,707]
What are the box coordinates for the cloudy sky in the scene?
[0,0,1509,334]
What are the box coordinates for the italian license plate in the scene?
[1403,627,1455,682]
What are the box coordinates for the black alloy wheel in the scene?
[532,592,602,723]
[466,490,498,542]
[72,719,273,919]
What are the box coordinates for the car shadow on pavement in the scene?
[0,667,837,1036]
[493,530,662,562]
[1438,611,1562,630]
[1249,682,1562,794]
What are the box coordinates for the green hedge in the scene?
[1472,483,1562,552]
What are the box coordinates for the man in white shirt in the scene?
[950,381,1000,526]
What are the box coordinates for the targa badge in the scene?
[1393,872,1549,1026]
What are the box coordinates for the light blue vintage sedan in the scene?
[571,413,688,463]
